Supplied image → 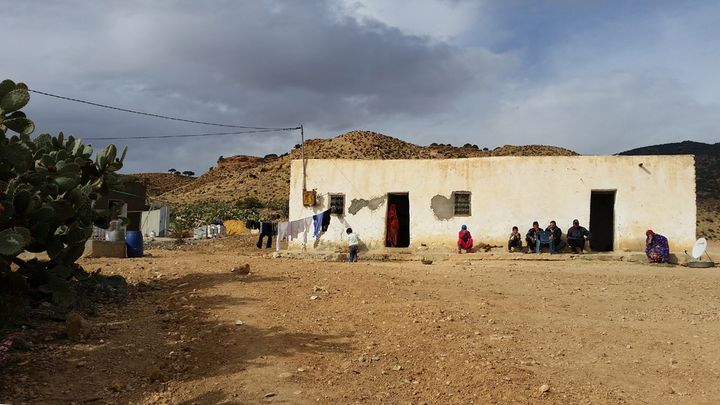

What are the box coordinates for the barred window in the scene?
[330,194,345,215]
[454,192,471,216]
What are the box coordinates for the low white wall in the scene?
[141,207,169,237]
[288,156,696,252]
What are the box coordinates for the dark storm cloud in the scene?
[3,1,718,172]
[0,0,487,172]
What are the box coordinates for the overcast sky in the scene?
[2,0,719,174]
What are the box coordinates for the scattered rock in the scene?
[232,264,251,275]
[148,365,163,382]
[110,380,124,392]
[392,365,402,371]
[278,372,293,378]
[235,320,244,325]
[539,384,550,394]
[264,392,276,398]
[65,312,89,339]
[310,295,319,300]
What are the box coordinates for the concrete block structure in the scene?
[289,156,696,252]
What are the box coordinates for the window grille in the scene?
[454,192,471,216]
[330,194,345,215]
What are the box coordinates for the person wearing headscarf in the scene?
[386,204,399,247]
[457,224,474,253]
[645,230,670,263]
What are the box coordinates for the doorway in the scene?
[386,193,410,247]
[590,190,616,251]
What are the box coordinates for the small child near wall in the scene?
[508,226,523,252]
[346,228,359,262]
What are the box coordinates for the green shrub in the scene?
[0,79,128,317]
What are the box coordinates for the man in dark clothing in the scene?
[546,220,567,254]
[525,221,542,254]
[566,219,591,253]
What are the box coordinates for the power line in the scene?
[82,127,300,141]
[28,89,292,130]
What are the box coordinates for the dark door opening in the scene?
[590,190,616,251]
[386,193,410,248]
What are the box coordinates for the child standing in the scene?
[346,228,359,262]
[508,226,522,252]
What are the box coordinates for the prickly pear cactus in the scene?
[0,79,128,310]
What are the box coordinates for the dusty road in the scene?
[2,236,720,404]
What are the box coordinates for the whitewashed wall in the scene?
[288,156,696,252]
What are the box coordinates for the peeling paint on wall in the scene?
[348,196,386,215]
[430,194,454,220]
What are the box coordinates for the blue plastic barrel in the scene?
[125,231,144,258]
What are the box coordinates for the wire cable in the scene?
[29,89,293,130]
[82,127,300,141]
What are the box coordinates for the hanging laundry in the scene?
[313,211,324,238]
[321,209,331,232]
[276,222,289,251]
[303,216,314,244]
[256,222,274,249]
[289,218,305,241]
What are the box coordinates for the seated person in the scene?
[645,230,670,263]
[545,220,567,253]
[566,219,591,253]
[525,221,542,253]
[508,226,522,252]
[457,224,474,253]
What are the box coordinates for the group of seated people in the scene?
[457,221,672,263]
[513,219,591,254]
[457,219,591,255]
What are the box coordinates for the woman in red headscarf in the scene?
[457,224,474,253]
[386,204,399,247]
[645,230,670,263]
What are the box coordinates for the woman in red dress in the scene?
[457,224,474,253]
[386,204,399,247]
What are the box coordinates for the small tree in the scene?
[168,168,176,174]
[182,170,195,177]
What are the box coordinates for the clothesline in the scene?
[275,209,331,251]
[254,209,332,251]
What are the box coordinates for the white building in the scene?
[288,156,696,252]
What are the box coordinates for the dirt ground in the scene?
[2,236,720,404]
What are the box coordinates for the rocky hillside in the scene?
[126,173,195,197]
[153,130,577,204]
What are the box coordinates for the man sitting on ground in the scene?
[525,221,542,254]
[566,219,591,253]
[545,220,567,254]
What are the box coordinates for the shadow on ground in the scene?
[1,269,351,404]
